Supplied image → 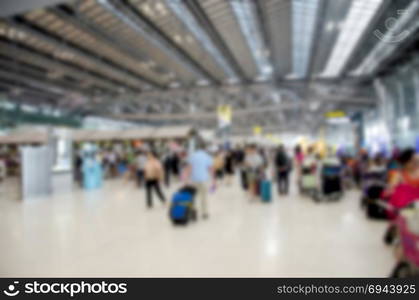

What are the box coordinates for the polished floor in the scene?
[0,175,394,277]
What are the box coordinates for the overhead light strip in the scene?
[230,0,272,77]
[165,0,238,79]
[291,0,320,78]
[319,0,383,78]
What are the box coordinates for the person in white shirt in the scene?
[244,144,264,201]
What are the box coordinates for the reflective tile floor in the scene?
[0,177,394,277]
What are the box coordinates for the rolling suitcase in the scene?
[260,180,272,202]
[169,186,197,225]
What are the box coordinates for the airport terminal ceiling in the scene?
[0,0,418,133]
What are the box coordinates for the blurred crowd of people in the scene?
[73,140,419,214]
[1,138,417,277]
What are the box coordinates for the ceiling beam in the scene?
[0,80,60,102]
[182,0,249,82]
[253,0,277,81]
[109,93,374,121]
[306,0,328,82]
[49,5,164,89]
[0,38,123,94]
[7,17,143,93]
[0,56,92,94]
[122,80,376,104]
[0,68,69,97]
[0,0,66,17]
[98,0,216,84]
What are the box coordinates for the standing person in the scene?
[162,151,172,187]
[107,150,118,178]
[185,142,214,219]
[387,150,400,185]
[126,149,136,181]
[294,145,304,184]
[0,154,6,183]
[274,144,291,195]
[235,146,248,191]
[213,150,225,185]
[135,150,147,188]
[353,149,368,188]
[74,152,83,186]
[144,151,166,208]
[358,149,370,177]
[224,150,235,186]
[244,144,264,201]
[367,154,387,174]
[171,152,180,180]
[301,146,318,177]
[389,148,419,190]
[259,148,268,170]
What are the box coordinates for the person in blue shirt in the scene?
[185,141,214,219]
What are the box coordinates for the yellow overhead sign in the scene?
[253,126,262,136]
[217,105,232,127]
[325,110,346,118]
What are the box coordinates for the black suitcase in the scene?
[366,200,388,220]
[323,176,341,195]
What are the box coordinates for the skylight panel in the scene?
[230,0,272,77]
[319,0,383,78]
[291,0,320,78]
[351,0,419,76]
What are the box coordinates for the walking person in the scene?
[107,150,118,178]
[213,150,225,185]
[135,150,147,188]
[274,144,291,195]
[294,145,304,186]
[235,146,248,191]
[144,151,166,208]
[171,152,180,180]
[244,144,264,201]
[162,151,172,187]
[224,150,235,186]
[74,152,83,186]
[185,142,214,219]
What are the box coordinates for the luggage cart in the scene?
[391,209,419,277]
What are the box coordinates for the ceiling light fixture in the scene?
[230,0,273,77]
[291,0,320,78]
[196,79,210,86]
[326,21,335,32]
[169,81,181,88]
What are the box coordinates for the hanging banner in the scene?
[217,105,232,128]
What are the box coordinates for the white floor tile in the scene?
[0,177,394,277]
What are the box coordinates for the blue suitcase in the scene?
[169,187,197,225]
[260,180,272,202]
